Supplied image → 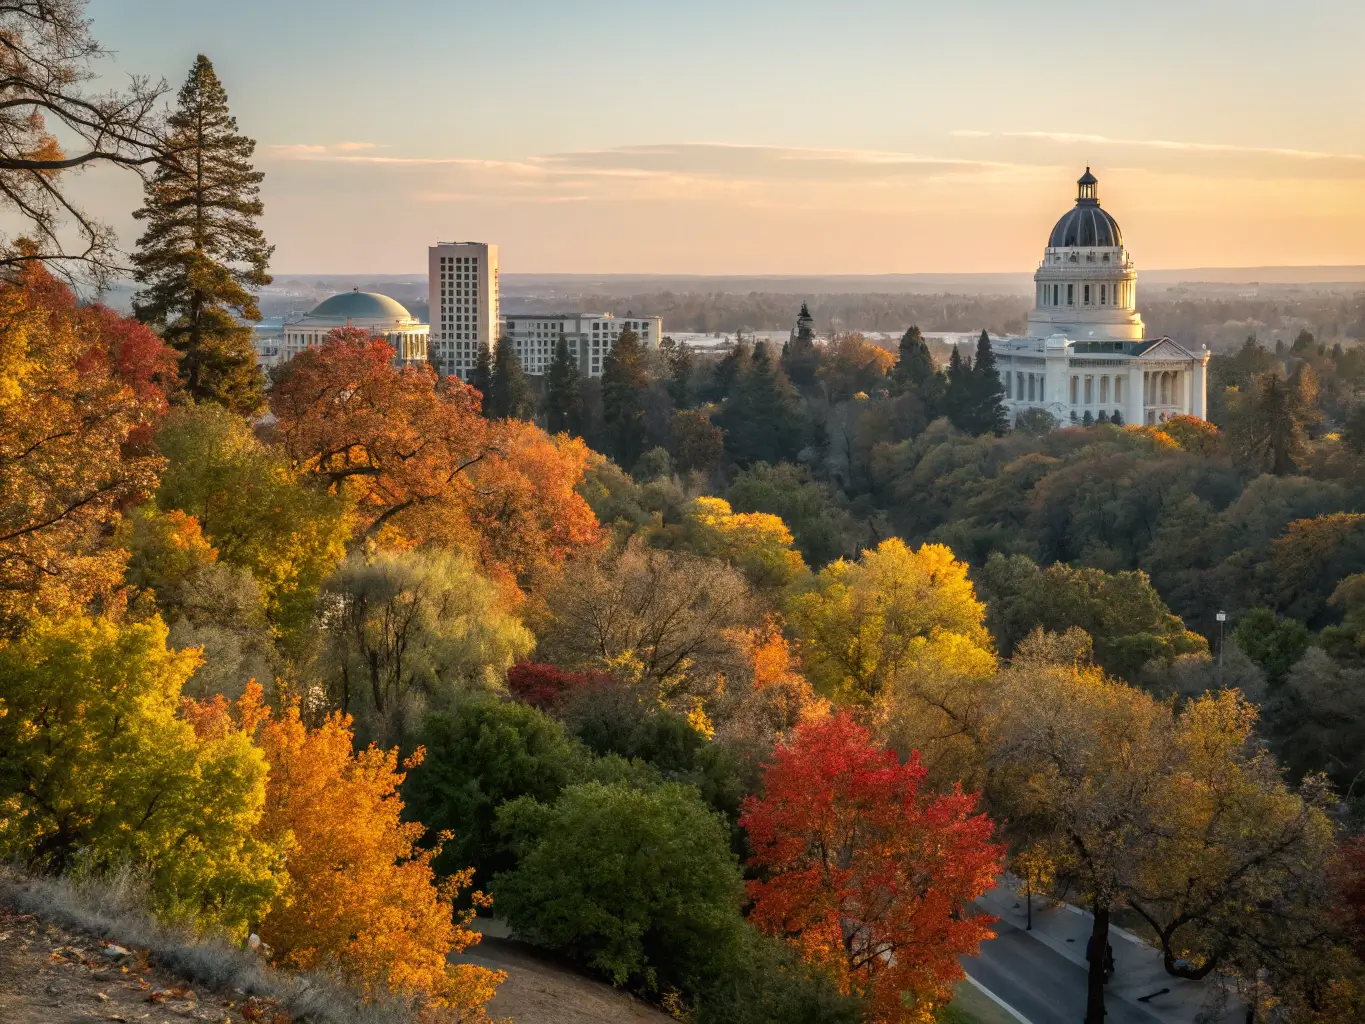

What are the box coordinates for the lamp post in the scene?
[1216,611,1227,668]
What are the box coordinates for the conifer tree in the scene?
[971,329,1010,436]
[720,341,806,466]
[470,344,493,415]
[487,335,534,420]
[782,301,822,388]
[545,335,583,434]
[132,56,271,415]
[944,345,974,432]
[661,336,694,408]
[891,324,945,417]
[601,328,650,468]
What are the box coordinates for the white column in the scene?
[1192,352,1209,419]
[1126,364,1144,427]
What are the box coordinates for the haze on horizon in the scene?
[81,0,1365,277]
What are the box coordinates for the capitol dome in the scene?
[308,290,414,321]
[1047,168,1122,248]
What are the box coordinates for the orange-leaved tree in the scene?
[270,330,597,591]
[192,683,504,1018]
[740,712,1002,1023]
[0,263,174,633]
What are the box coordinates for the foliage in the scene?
[741,713,1002,1022]
[728,462,855,566]
[681,496,808,590]
[693,928,868,1024]
[0,266,168,634]
[132,56,270,414]
[487,335,535,420]
[215,687,504,1016]
[718,340,808,467]
[670,408,725,475]
[786,538,994,704]
[505,662,611,710]
[321,547,534,746]
[1158,414,1221,454]
[544,334,583,434]
[1263,647,1365,791]
[1233,608,1311,687]
[818,333,894,403]
[493,781,746,997]
[1227,368,1317,474]
[601,328,650,469]
[154,403,349,642]
[977,553,1208,682]
[403,696,592,885]
[0,614,282,934]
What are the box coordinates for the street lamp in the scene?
[1216,611,1227,668]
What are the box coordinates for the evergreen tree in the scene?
[1111,409,1124,426]
[891,324,945,417]
[661,336,695,408]
[601,328,650,468]
[782,301,821,388]
[470,344,493,415]
[970,329,1010,436]
[700,338,751,403]
[132,55,271,415]
[488,336,535,420]
[1082,409,1095,426]
[545,335,583,434]
[943,345,974,432]
[720,341,807,466]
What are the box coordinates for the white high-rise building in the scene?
[503,313,662,377]
[429,242,499,379]
[993,169,1210,427]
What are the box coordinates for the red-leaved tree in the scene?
[505,662,611,710]
[740,712,1003,1022]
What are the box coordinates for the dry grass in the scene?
[0,867,422,1024]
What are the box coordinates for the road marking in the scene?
[965,975,1034,1024]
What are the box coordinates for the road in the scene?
[964,915,1167,1024]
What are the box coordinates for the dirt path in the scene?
[451,936,672,1024]
[0,906,271,1024]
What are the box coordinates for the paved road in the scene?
[964,916,1166,1024]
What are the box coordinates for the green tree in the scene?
[1230,368,1316,474]
[671,409,725,476]
[727,462,853,566]
[601,327,650,468]
[493,781,746,997]
[487,334,534,420]
[661,335,696,408]
[719,341,807,466]
[970,330,1010,436]
[781,302,822,388]
[0,613,283,934]
[890,324,944,411]
[1233,608,1311,687]
[404,697,593,886]
[545,334,583,433]
[469,343,493,413]
[943,345,973,432]
[132,56,271,414]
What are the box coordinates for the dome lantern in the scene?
[1048,168,1121,248]
[1077,167,1098,204]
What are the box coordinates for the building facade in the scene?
[429,241,499,379]
[995,169,1209,426]
[280,290,429,367]
[503,313,662,377]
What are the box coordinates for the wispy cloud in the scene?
[953,129,1365,163]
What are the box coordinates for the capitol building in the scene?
[995,169,1209,426]
[279,290,429,367]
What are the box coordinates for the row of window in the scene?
[1038,281,1132,308]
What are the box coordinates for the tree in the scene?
[891,325,936,396]
[1013,407,1057,436]
[534,537,758,696]
[785,538,994,704]
[782,301,822,388]
[322,547,534,745]
[671,408,725,475]
[818,333,895,403]
[1263,647,1365,790]
[0,1,166,281]
[1229,369,1316,474]
[943,345,973,431]
[661,335,696,407]
[601,327,650,468]
[216,687,504,1016]
[719,341,807,466]
[545,334,583,433]
[682,496,808,591]
[493,781,746,997]
[970,330,1009,436]
[404,697,592,886]
[0,265,168,634]
[741,713,1002,1021]
[469,343,493,411]
[505,662,612,710]
[0,614,283,934]
[728,462,854,567]
[1233,608,1310,687]
[487,334,534,420]
[132,56,271,414]
[154,403,349,643]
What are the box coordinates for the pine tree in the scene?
[1082,409,1095,426]
[720,341,806,465]
[944,346,974,432]
[890,324,945,417]
[601,328,650,468]
[132,56,271,415]
[488,336,535,420]
[661,336,694,408]
[470,344,493,415]
[545,335,583,434]
[1111,409,1124,426]
[970,330,1010,436]
[782,301,821,388]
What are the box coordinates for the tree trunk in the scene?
[1084,902,1110,1024]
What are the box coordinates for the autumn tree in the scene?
[270,332,598,590]
[741,713,1002,1021]
[671,408,725,476]
[133,56,271,413]
[322,547,534,745]
[209,686,504,1017]
[681,496,808,591]
[0,0,166,280]
[817,333,894,403]
[0,614,283,934]
[0,266,169,634]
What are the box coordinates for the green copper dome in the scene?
[308,290,412,320]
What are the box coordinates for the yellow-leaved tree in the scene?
[197,684,504,1019]
[682,496,808,591]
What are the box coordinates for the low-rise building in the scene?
[279,290,429,367]
[503,313,662,377]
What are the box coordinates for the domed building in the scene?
[280,289,429,367]
[993,170,1209,427]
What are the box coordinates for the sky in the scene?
[75,0,1365,275]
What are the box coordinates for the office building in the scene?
[429,241,499,379]
[503,313,662,377]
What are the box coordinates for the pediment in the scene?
[1139,337,1196,361]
